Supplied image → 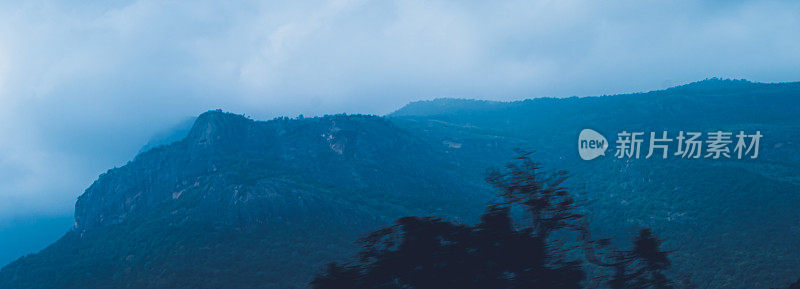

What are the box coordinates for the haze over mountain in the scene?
[1,79,799,288]
[3,0,800,229]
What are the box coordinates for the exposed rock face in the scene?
[2,110,492,289]
[75,110,489,231]
[6,79,800,289]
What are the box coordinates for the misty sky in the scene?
[0,0,799,223]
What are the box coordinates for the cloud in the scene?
[0,0,799,221]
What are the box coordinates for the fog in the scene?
[0,0,798,222]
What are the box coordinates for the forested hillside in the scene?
[1,79,798,288]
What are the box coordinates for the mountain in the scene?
[389,78,800,288]
[0,111,494,289]
[2,79,799,288]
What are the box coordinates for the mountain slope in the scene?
[387,79,800,288]
[2,79,800,289]
[0,111,494,289]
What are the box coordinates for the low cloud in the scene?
[0,0,798,221]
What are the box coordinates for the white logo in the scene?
[577,129,762,161]
[578,129,608,160]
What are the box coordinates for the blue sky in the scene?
[0,0,799,224]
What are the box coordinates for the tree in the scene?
[608,229,674,289]
[312,152,673,289]
[311,206,585,289]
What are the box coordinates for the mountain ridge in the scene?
[3,79,800,288]
[390,78,800,118]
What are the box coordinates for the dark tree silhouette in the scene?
[312,207,584,289]
[485,152,585,240]
[312,152,673,289]
[608,229,674,289]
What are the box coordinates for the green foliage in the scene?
[312,154,675,289]
[388,79,800,288]
[2,79,800,289]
